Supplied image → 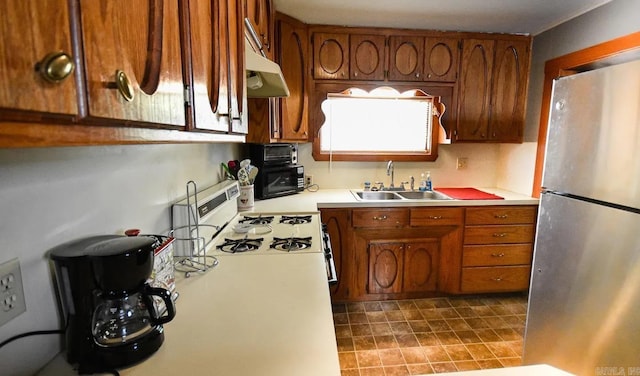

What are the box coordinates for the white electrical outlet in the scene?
[0,258,27,327]
[457,157,468,170]
[305,174,313,186]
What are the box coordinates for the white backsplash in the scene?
[297,143,502,190]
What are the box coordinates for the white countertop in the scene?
[246,188,538,213]
[39,253,340,376]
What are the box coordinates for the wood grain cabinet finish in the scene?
[313,32,349,80]
[320,208,352,302]
[403,240,439,293]
[188,0,246,133]
[78,0,186,127]
[245,0,274,58]
[410,207,464,226]
[388,36,424,81]
[461,205,537,293]
[368,242,404,294]
[424,37,460,82]
[352,208,409,228]
[0,0,77,118]
[456,37,530,142]
[350,34,386,80]
[277,13,309,141]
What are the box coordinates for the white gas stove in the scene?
[171,180,335,280]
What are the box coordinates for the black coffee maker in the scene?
[50,235,176,373]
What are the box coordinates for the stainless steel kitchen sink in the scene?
[351,190,452,201]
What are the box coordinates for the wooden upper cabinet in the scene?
[313,33,349,80]
[0,0,77,117]
[424,37,460,82]
[388,36,424,81]
[277,13,309,141]
[245,0,274,58]
[488,39,529,142]
[456,39,495,141]
[350,34,386,81]
[78,0,185,127]
[456,37,530,142]
[188,0,246,134]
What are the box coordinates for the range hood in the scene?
[244,19,289,98]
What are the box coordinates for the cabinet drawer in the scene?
[410,207,464,226]
[461,266,531,292]
[462,244,532,267]
[465,206,537,225]
[464,225,534,244]
[352,208,409,228]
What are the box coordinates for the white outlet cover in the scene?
[0,258,27,327]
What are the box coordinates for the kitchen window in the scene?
[312,87,444,161]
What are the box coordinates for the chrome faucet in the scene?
[386,160,395,189]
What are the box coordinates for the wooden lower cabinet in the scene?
[461,266,531,293]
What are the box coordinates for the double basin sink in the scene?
[352,189,452,201]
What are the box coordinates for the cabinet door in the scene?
[277,14,309,141]
[456,39,495,141]
[403,240,439,293]
[350,34,386,81]
[79,0,185,127]
[368,242,403,294]
[245,0,274,58]
[388,36,424,81]
[320,208,352,301]
[313,33,349,80]
[424,37,459,82]
[0,0,77,117]
[488,39,530,142]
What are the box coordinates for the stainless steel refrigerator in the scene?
[523,59,640,374]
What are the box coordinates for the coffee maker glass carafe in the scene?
[92,285,174,346]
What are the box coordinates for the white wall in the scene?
[497,0,640,196]
[0,143,240,376]
[298,142,500,190]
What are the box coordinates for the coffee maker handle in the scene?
[143,285,176,325]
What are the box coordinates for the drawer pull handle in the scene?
[491,277,503,282]
[493,233,507,238]
[428,216,443,220]
[494,214,509,219]
[491,253,505,257]
[373,215,388,221]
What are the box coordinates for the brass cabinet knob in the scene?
[115,70,134,102]
[36,51,75,83]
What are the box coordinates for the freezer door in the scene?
[543,59,640,210]
[524,193,640,374]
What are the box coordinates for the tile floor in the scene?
[332,293,528,375]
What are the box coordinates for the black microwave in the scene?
[254,164,304,199]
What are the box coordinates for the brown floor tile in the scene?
[378,348,404,366]
[384,365,411,376]
[407,363,434,375]
[351,323,372,336]
[360,367,385,376]
[395,333,420,347]
[338,352,358,369]
[422,345,451,362]
[366,311,388,323]
[443,344,474,361]
[334,295,526,375]
[375,334,399,349]
[353,336,377,351]
[337,337,355,351]
[349,312,369,324]
[430,362,457,373]
[415,332,440,346]
[371,322,393,336]
[356,350,382,367]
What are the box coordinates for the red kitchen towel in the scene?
[435,187,504,200]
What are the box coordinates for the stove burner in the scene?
[239,215,274,225]
[279,215,312,225]
[216,237,264,253]
[270,237,312,252]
